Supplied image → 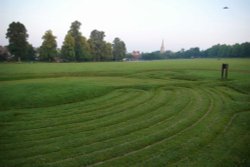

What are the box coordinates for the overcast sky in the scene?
[1,0,250,52]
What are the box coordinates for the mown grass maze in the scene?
[0,59,249,167]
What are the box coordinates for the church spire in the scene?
[160,40,165,54]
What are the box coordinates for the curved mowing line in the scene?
[223,110,250,133]
[0,90,178,162]
[15,88,148,120]
[0,90,152,144]
[0,87,160,146]
[1,90,146,134]
[132,88,223,166]
[215,86,237,101]
[0,87,188,162]
[163,107,246,167]
[2,89,140,125]
[79,88,213,167]
[11,89,126,121]
[42,87,210,166]
[168,110,250,167]
[5,87,205,165]
[1,85,246,165]
[0,90,211,167]
[136,86,239,166]
[0,88,168,153]
[41,90,193,166]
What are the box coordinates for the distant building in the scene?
[160,40,165,54]
[132,51,141,60]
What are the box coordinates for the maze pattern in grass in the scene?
[0,61,250,167]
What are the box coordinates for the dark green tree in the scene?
[112,37,126,61]
[79,36,91,61]
[113,38,126,61]
[185,47,200,58]
[88,30,106,61]
[6,22,29,61]
[240,42,250,57]
[61,33,75,61]
[39,30,57,61]
[231,43,241,57]
[68,21,90,61]
[103,42,113,61]
[140,42,250,60]
[26,44,36,61]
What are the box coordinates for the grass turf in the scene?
[0,59,249,167]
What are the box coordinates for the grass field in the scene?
[0,59,250,167]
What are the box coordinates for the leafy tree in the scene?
[164,50,175,59]
[185,47,200,58]
[142,51,162,60]
[6,22,29,61]
[88,30,106,61]
[79,36,91,61]
[240,42,250,57]
[104,42,113,61]
[26,44,36,61]
[68,21,90,61]
[206,44,220,57]
[231,43,241,57]
[218,44,229,57]
[39,30,57,61]
[112,37,126,61]
[140,42,250,60]
[61,33,75,61]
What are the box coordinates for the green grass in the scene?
[0,59,249,167]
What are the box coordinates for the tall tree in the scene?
[89,30,106,61]
[61,33,75,61]
[231,43,241,57]
[103,42,113,61]
[6,22,29,61]
[68,21,90,61]
[39,30,57,61]
[112,37,126,61]
[240,42,250,57]
[26,44,36,61]
[79,36,91,61]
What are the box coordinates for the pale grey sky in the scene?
[1,0,250,52]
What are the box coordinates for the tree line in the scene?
[1,21,126,62]
[1,21,250,62]
[141,42,250,60]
